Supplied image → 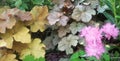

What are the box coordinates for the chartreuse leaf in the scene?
[0,53,18,61]
[70,50,85,61]
[0,39,6,47]
[0,30,14,49]
[20,38,46,59]
[13,22,31,43]
[35,57,45,61]
[23,55,45,61]
[30,6,48,32]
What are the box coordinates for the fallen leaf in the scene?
[30,6,48,32]
[58,34,79,54]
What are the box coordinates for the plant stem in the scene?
[112,0,117,24]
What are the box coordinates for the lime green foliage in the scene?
[101,0,120,28]
[70,50,110,61]
[70,50,85,61]
[23,55,45,61]
[6,0,53,10]
[101,53,110,61]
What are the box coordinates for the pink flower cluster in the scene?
[101,23,119,40]
[80,23,119,59]
[80,26,105,59]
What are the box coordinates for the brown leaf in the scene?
[15,11,32,21]
[0,13,16,33]
[12,42,28,53]
[58,25,70,38]
[30,6,48,32]
[0,8,32,33]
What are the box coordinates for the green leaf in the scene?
[23,55,35,61]
[70,50,85,61]
[115,51,119,57]
[102,53,110,61]
[70,58,81,61]
[19,3,28,10]
[31,0,44,5]
[15,0,22,8]
[116,15,120,19]
[80,58,85,61]
[103,11,115,23]
[87,56,98,61]
[102,0,113,12]
[23,55,45,61]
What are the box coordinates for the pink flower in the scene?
[101,23,119,40]
[80,26,105,59]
